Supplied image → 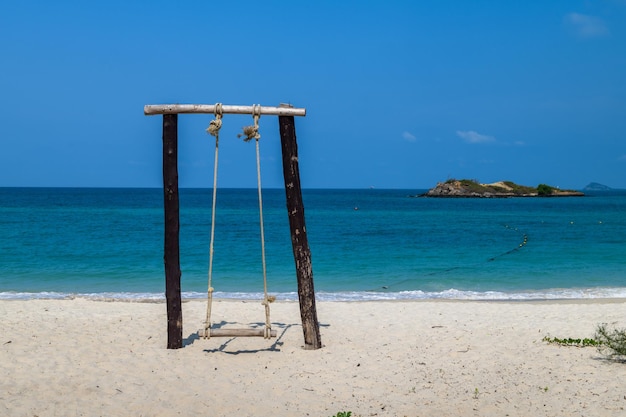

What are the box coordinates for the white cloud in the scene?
[402,131,417,142]
[565,13,609,38]
[456,130,496,144]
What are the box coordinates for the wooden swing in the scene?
[197,104,277,339]
[146,102,321,350]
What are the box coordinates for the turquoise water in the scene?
[1,187,625,300]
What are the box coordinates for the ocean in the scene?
[1,187,625,301]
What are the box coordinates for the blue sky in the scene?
[1,1,625,189]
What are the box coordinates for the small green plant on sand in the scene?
[595,323,626,360]
[543,325,626,361]
[330,412,352,417]
[542,336,601,347]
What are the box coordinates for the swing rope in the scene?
[203,103,223,338]
[250,105,274,339]
[202,104,274,339]
[241,105,274,338]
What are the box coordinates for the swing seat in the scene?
[197,328,277,338]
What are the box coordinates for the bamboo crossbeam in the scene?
[144,104,306,117]
[197,328,278,338]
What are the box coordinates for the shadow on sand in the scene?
[183,321,297,354]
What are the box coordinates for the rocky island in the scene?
[583,182,613,191]
[422,179,584,198]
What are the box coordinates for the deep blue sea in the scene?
[1,187,625,301]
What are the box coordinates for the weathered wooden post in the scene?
[162,114,183,349]
[279,109,322,350]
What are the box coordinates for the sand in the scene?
[1,298,625,417]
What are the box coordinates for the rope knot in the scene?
[262,294,274,339]
[238,104,261,142]
[206,103,223,137]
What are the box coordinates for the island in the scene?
[421,179,584,198]
[583,182,613,191]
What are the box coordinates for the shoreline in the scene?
[3,286,626,302]
[3,296,626,304]
[2,298,626,416]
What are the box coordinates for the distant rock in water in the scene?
[583,182,612,191]
[421,179,584,198]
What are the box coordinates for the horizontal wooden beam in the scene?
[197,328,278,338]
[144,104,305,117]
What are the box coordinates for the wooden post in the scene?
[279,111,322,350]
[162,114,183,349]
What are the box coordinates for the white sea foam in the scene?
[2,288,626,302]
[0,291,75,300]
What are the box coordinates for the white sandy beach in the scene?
[1,298,625,417]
